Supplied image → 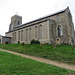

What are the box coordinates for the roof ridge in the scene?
[14,8,65,28]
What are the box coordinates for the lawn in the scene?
[0,51,75,75]
[0,44,75,64]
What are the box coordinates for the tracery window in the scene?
[58,25,63,36]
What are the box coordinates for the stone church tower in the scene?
[9,14,22,31]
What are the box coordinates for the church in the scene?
[5,7,74,45]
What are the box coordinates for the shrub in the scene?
[22,43,24,46]
[53,42,56,48]
[31,39,35,44]
[31,39,40,44]
[72,44,75,50]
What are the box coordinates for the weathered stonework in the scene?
[5,7,74,45]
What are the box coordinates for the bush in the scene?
[31,39,40,44]
[22,43,24,46]
[72,44,75,50]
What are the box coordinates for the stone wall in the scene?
[5,7,75,45]
[7,20,51,44]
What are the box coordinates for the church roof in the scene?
[0,35,11,38]
[2,36,11,38]
[14,8,65,28]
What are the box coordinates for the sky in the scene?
[0,0,75,36]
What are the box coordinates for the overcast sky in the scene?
[0,0,75,36]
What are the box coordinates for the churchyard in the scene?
[0,50,75,75]
[0,44,75,64]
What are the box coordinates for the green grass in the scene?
[0,44,75,64]
[0,51,75,75]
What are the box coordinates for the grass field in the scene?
[0,51,75,75]
[0,44,75,64]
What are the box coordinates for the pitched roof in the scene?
[14,8,65,28]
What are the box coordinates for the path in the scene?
[0,49,75,71]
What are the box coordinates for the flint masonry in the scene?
[5,7,74,45]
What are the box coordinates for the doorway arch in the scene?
[56,38,60,44]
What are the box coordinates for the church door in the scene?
[57,38,60,44]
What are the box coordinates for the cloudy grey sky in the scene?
[0,0,75,36]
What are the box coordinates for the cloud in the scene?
[0,0,75,35]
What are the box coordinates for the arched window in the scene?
[21,30,23,41]
[35,26,38,39]
[18,31,20,40]
[39,25,42,39]
[26,29,28,41]
[29,28,32,40]
[14,20,16,26]
[18,21,20,25]
[58,25,63,36]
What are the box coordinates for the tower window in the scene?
[18,21,20,25]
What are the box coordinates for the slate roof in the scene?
[6,8,66,34]
[14,9,65,28]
